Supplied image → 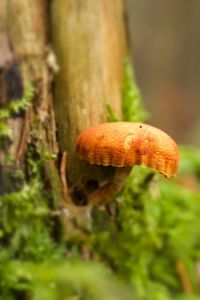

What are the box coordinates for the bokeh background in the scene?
[127,0,200,146]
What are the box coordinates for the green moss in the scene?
[1,60,200,300]
[0,83,34,138]
[106,104,119,122]
[122,58,148,122]
[89,153,200,299]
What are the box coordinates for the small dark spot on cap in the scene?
[139,125,142,128]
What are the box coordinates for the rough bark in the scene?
[0,0,62,209]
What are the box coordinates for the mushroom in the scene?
[76,122,179,206]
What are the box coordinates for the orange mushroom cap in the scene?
[76,122,179,177]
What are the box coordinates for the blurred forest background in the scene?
[127,0,200,145]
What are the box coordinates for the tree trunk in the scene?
[0,0,127,225]
[0,0,62,204]
[51,0,127,206]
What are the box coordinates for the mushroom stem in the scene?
[88,166,132,206]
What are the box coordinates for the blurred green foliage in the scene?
[1,61,200,300]
[90,162,200,300]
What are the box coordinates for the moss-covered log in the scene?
[0,0,63,212]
